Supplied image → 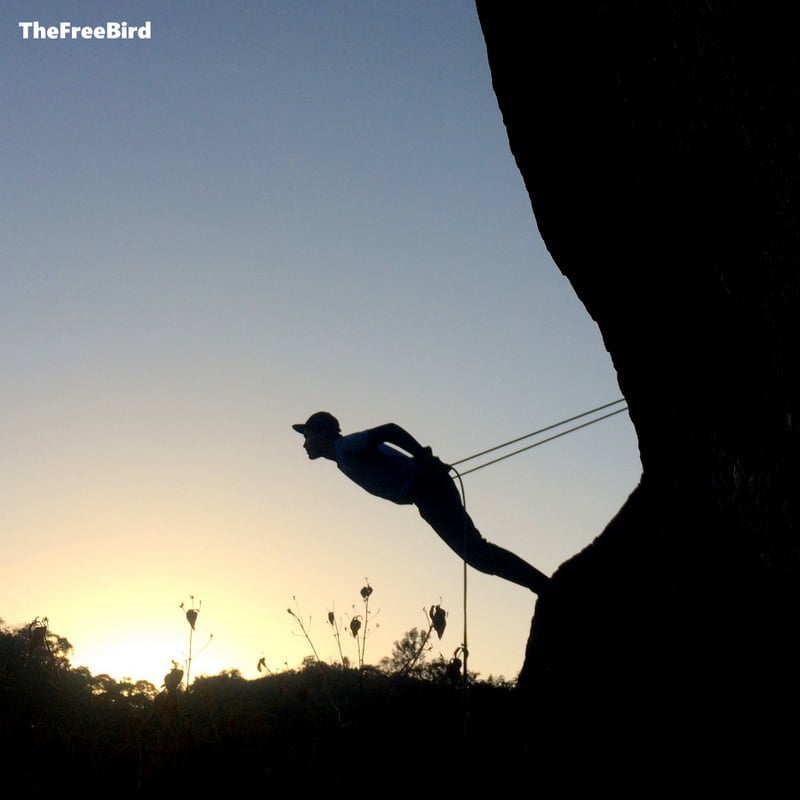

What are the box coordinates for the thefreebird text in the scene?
[18,21,152,40]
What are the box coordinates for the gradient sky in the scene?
[1,1,641,688]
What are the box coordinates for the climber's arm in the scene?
[366,423,427,458]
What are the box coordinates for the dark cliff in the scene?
[476,3,799,789]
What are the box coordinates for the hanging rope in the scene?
[447,398,629,718]
[451,398,626,468]
[450,465,470,724]
[453,402,628,477]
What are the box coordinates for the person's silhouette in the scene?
[292,412,549,593]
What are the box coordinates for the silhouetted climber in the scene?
[292,412,550,594]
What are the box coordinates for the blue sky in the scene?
[1,1,641,686]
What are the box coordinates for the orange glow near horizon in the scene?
[2,2,642,692]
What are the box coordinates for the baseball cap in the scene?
[292,411,341,436]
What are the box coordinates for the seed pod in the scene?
[164,667,184,692]
[349,617,361,637]
[360,584,373,600]
[446,657,462,684]
[429,605,447,639]
[186,609,198,630]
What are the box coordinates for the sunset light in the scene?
[2,1,639,692]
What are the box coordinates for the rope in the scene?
[445,399,629,717]
[455,406,629,477]
[451,398,626,467]
[450,464,470,732]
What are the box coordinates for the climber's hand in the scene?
[416,446,452,475]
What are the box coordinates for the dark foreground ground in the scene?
[1,633,525,795]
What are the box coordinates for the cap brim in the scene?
[292,423,306,434]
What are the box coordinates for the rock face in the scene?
[476,2,799,788]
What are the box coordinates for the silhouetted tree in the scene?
[380,627,431,676]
